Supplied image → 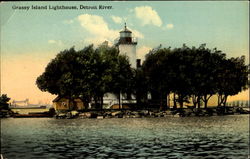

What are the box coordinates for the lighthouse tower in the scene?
[115,23,137,68]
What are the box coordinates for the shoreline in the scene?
[1,106,249,119]
[55,106,250,119]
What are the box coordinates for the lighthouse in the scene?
[115,23,137,68]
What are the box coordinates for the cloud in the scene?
[83,38,113,46]
[137,46,152,61]
[111,15,122,24]
[78,14,119,45]
[63,19,74,24]
[127,27,144,39]
[134,6,162,27]
[48,40,63,46]
[78,14,144,45]
[165,23,174,29]
[48,40,56,44]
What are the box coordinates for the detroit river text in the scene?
[12,5,112,11]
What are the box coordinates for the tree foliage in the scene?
[216,56,249,107]
[0,94,11,110]
[36,44,133,109]
[37,43,248,110]
[142,44,249,109]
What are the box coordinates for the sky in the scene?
[1,1,249,104]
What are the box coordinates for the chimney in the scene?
[136,59,141,68]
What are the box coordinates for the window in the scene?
[62,102,66,107]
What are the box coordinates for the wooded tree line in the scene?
[140,44,248,109]
[36,44,133,109]
[36,44,249,109]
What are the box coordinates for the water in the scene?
[1,115,249,159]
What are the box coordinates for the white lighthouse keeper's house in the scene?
[115,23,138,68]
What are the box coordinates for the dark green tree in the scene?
[36,44,133,110]
[36,46,95,110]
[134,66,148,109]
[188,45,223,108]
[171,45,193,108]
[143,48,174,109]
[0,94,11,110]
[109,54,134,109]
[93,44,120,109]
[143,44,248,109]
[216,56,249,107]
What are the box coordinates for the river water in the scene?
[1,115,249,159]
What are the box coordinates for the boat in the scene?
[10,105,47,109]
[13,112,52,118]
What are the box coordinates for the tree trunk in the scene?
[100,95,104,110]
[85,101,89,110]
[223,95,228,107]
[192,95,197,108]
[118,92,121,109]
[127,92,132,100]
[168,94,171,109]
[173,93,177,109]
[178,94,184,109]
[203,94,208,108]
[136,91,141,108]
[180,100,183,109]
[94,97,98,109]
[217,94,225,107]
[217,94,221,107]
[165,94,169,110]
[202,94,212,109]
[197,96,201,109]
[204,100,208,109]
[160,91,163,110]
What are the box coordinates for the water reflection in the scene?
[1,115,249,158]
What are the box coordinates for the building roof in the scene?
[119,23,132,33]
[52,96,83,102]
[52,96,62,102]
